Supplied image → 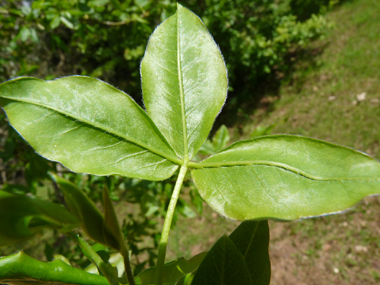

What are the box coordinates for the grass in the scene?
[169,0,380,284]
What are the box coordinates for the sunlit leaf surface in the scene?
[192,135,380,220]
[141,4,228,160]
[0,76,178,180]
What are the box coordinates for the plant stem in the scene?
[67,232,119,285]
[154,165,188,285]
[121,247,135,285]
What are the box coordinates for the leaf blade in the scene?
[0,76,179,180]
[53,175,119,250]
[141,4,228,159]
[191,135,380,220]
[191,236,252,285]
[229,221,271,285]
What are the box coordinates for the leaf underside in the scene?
[192,135,380,221]
[141,4,228,159]
[0,76,178,181]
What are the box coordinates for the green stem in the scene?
[67,232,119,285]
[121,247,135,285]
[154,165,188,285]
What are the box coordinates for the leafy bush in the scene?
[0,0,335,99]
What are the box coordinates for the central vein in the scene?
[177,7,189,160]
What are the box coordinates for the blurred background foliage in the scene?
[0,0,341,274]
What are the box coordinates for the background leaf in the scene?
[198,125,230,156]
[191,235,252,285]
[0,76,179,180]
[0,251,110,285]
[102,186,125,251]
[0,190,78,246]
[53,175,118,250]
[191,135,380,220]
[141,4,228,160]
[138,252,206,285]
[229,221,271,285]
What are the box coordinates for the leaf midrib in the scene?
[5,96,181,165]
[189,161,380,181]
[177,5,189,161]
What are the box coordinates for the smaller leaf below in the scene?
[191,235,252,285]
[138,252,207,285]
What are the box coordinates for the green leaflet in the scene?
[0,76,179,181]
[0,190,79,246]
[191,135,380,221]
[0,251,110,285]
[141,4,228,160]
[229,221,271,285]
[191,236,252,285]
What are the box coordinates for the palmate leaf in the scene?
[0,76,179,181]
[191,135,380,221]
[0,190,79,246]
[141,4,228,160]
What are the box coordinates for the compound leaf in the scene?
[0,76,179,180]
[141,4,227,160]
[191,135,380,221]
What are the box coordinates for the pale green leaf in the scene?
[0,252,110,285]
[191,135,380,220]
[0,76,179,180]
[141,4,228,160]
[198,125,230,156]
[212,125,230,153]
[191,236,252,285]
[50,15,61,29]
